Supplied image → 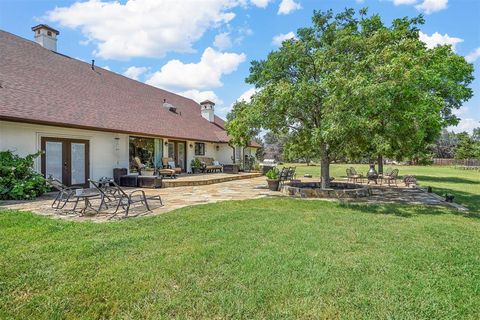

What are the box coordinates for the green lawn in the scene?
[1,165,479,319]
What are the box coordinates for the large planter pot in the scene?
[267,179,280,191]
[192,167,201,174]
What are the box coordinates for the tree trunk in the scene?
[377,155,383,175]
[320,143,330,189]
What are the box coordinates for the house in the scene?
[0,25,260,187]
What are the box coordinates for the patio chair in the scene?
[347,167,363,184]
[89,178,163,218]
[378,167,393,184]
[381,169,399,187]
[278,167,296,190]
[45,176,82,209]
[162,157,182,174]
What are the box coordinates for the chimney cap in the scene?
[200,100,215,106]
[31,24,59,35]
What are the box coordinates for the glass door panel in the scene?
[71,143,86,185]
[45,141,63,181]
[177,142,185,171]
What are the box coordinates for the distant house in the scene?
[0,25,259,187]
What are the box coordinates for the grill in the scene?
[260,159,277,175]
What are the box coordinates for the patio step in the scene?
[162,172,262,188]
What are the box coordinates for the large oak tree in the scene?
[227,8,474,188]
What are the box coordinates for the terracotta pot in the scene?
[267,179,280,191]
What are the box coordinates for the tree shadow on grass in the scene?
[338,200,480,219]
[415,175,477,185]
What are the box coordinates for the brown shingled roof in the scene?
[0,30,232,143]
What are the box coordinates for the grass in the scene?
[1,165,479,319]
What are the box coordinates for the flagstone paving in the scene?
[0,177,466,222]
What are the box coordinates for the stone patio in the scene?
[0,177,467,222]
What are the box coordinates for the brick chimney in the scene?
[32,24,59,52]
[200,100,215,122]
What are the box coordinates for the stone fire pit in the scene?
[282,181,370,199]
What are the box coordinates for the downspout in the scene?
[228,143,236,164]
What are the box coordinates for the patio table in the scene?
[71,188,102,215]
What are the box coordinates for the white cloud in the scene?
[46,0,237,60]
[179,89,224,105]
[250,0,272,8]
[146,47,246,90]
[101,65,111,71]
[272,31,296,46]
[214,32,233,50]
[450,118,479,133]
[392,0,418,5]
[122,66,148,80]
[278,0,302,15]
[419,31,463,51]
[453,106,469,116]
[465,48,480,63]
[415,0,448,14]
[237,87,258,103]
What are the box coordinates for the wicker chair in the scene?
[381,169,399,186]
[347,167,363,184]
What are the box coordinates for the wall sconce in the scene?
[164,141,168,146]
[216,145,220,151]
[189,144,193,148]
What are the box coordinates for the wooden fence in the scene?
[433,158,480,167]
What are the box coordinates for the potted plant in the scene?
[265,168,280,191]
[190,158,202,174]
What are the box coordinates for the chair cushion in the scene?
[168,161,176,168]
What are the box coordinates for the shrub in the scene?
[266,168,280,180]
[0,150,49,200]
[190,158,202,168]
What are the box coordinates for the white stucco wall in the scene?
[0,121,129,180]
[0,120,258,177]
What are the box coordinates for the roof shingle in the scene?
[0,30,231,143]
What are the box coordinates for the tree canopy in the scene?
[227,8,474,187]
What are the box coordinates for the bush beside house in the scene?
[0,150,48,200]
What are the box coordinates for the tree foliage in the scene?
[227,8,474,187]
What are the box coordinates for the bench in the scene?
[196,157,223,173]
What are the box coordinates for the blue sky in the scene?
[1,0,479,132]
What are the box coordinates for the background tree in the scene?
[227,8,474,187]
[454,132,477,159]
[430,129,458,158]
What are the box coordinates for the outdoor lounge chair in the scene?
[381,168,399,186]
[162,157,182,174]
[89,178,163,218]
[45,176,82,209]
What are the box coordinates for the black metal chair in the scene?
[278,167,296,190]
[89,178,163,218]
[45,176,82,209]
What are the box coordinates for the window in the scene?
[129,136,163,172]
[195,142,205,156]
[47,31,52,36]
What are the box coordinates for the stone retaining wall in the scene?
[282,181,370,198]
